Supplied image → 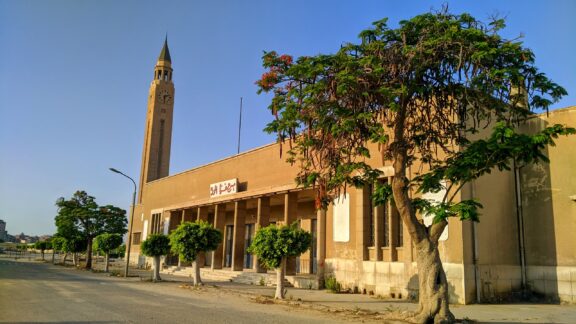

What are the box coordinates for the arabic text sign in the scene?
[210,179,238,198]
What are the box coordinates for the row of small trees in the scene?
[141,220,311,299]
[31,234,124,271]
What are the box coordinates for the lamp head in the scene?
[109,168,121,174]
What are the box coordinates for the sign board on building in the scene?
[210,179,238,198]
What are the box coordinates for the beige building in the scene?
[129,40,576,304]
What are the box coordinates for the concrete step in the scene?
[162,266,297,287]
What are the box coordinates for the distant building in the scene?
[0,219,7,241]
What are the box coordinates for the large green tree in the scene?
[94,233,123,273]
[248,223,311,299]
[140,234,171,282]
[55,191,127,270]
[257,9,574,322]
[169,221,222,286]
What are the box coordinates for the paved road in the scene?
[0,259,349,324]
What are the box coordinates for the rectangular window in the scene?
[132,232,142,245]
[375,178,389,247]
[368,184,375,247]
[151,213,162,234]
[394,203,403,247]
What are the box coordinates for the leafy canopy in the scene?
[248,223,312,269]
[63,235,88,253]
[169,221,222,262]
[55,191,128,240]
[256,9,572,226]
[50,236,67,252]
[140,234,171,257]
[34,241,50,252]
[94,233,123,254]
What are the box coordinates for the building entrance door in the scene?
[244,223,254,269]
[224,225,234,268]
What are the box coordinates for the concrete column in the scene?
[196,207,209,267]
[254,197,270,273]
[231,201,247,271]
[284,192,298,275]
[211,204,226,270]
[178,210,185,267]
[388,200,398,261]
[317,208,327,287]
[374,204,384,261]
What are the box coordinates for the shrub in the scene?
[325,275,341,293]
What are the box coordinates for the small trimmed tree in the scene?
[248,223,311,299]
[94,233,123,272]
[65,236,87,267]
[169,221,222,286]
[140,234,171,281]
[34,241,49,260]
[51,237,67,264]
[115,243,126,259]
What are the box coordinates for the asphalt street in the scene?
[0,259,348,324]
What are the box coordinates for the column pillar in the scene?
[211,204,226,270]
[178,210,185,268]
[231,201,246,271]
[317,208,327,288]
[254,197,270,273]
[196,207,209,267]
[388,200,398,261]
[375,204,384,261]
[284,192,298,275]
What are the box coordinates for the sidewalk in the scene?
[151,267,575,324]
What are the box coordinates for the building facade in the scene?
[129,41,576,304]
[0,219,7,241]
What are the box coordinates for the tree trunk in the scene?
[104,253,110,273]
[275,257,287,299]
[51,250,56,264]
[389,116,455,323]
[192,257,203,286]
[152,255,161,281]
[410,239,455,324]
[62,252,68,265]
[41,251,45,260]
[85,238,93,269]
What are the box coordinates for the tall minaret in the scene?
[138,37,175,202]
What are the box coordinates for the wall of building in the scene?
[520,107,576,303]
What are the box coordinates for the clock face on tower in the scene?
[157,89,173,104]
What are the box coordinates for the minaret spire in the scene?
[158,35,171,63]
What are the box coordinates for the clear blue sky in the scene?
[0,0,574,236]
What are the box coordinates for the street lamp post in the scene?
[109,167,136,278]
